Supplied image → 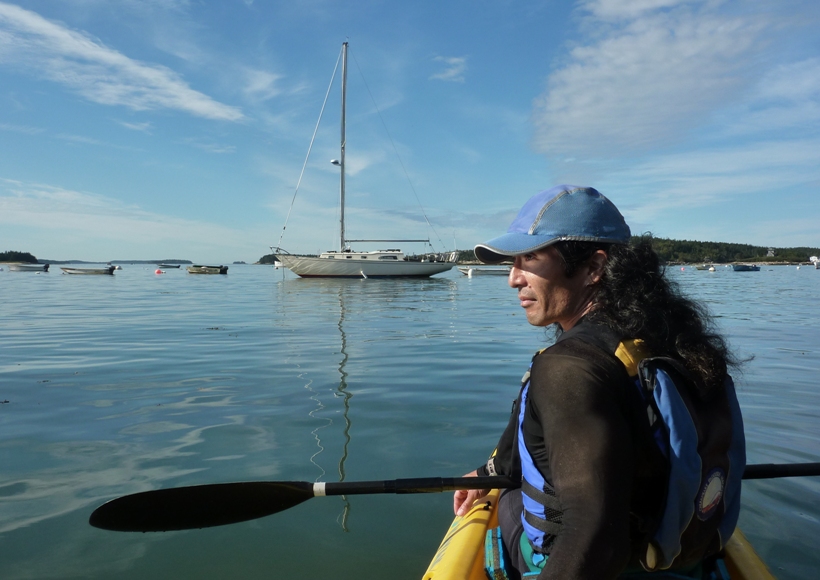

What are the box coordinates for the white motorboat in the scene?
[61,266,115,275]
[8,263,49,272]
[458,266,511,277]
[187,265,228,275]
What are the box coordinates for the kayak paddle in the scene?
[741,462,820,480]
[89,476,515,532]
[89,462,820,532]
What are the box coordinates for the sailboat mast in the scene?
[339,41,348,252]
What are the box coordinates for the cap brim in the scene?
[474,232,559,264]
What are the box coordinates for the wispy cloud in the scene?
[242,68,282,101]
[54,132,143,151]
[55,133,105,146]
[582,0,700,20]
[118,120,153,133]
[181,137,236,154]
[532,0,764,156]
[0,122,43,134]
[430,56,467,83]
[0,178,250,260]
[606,139,820,216]
[0,2,243,121]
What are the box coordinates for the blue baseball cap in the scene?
[474,185,631,264]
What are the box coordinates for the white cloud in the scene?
[55,133,105,146]
[587,136,820,246]
[430,56,467,83]
[118,120,153,133]
[0,122,43,134]
[54,132,143,151]
[719,58,820,137]
[0,178,251,260]
[181,137,236,154]
[0,2,243,121]
[608,139,820,216]
[532,1,764,156]
[243,68,282,101]
[581,0,700,20]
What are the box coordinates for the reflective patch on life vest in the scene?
[697,468,725,521]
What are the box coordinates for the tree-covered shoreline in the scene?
[452,237,820,265]
[0,251,193,265]
[0,251,38,264]
[6,236,820,267]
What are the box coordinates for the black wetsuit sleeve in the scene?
[528,350,633,579]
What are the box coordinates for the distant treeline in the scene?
[454,237,820,264]
[0,251,38,263]
[0,251,196,264]
[641,237,819,263]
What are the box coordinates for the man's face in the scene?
[508,246,594,330]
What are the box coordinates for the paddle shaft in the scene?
[742,462,820,480]
[320,463,820,496]
[318,476,515,496]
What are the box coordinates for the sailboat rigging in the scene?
[274,42,456,278]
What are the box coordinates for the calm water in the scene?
[1,264,818,579]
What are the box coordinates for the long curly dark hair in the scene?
[553,237,735,399]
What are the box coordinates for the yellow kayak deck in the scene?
[422,489,775,580]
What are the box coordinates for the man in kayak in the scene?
[453,185,743,579]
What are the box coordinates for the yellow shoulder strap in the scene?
[614,339,650,378]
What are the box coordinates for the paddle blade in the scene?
[89,481,314,532]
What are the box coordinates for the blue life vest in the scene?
[614,340,745,572]
[515,340,746,571]
[517,362,562,555]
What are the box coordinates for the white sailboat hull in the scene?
[273,44,455,280]
[279,254,453,278]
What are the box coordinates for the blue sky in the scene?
[1,0,818,263]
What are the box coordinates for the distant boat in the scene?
[61,266,115,275]
[732,264,760,272]
[187,265,228,275]
[695,264,711,270]
[458,266,511,277]
[158,264,181,269]
[274,42,455,279]
[9,263,49,272]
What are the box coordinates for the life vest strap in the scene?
[521,480,561,517]
[524,510,563,536]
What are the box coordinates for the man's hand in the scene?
[453,470,491,516]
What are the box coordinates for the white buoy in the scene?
[360,270,368,279]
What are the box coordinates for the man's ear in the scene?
[586,250,608,285]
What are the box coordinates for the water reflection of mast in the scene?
[335,286,353,531]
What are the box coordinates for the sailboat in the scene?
[275,42,456,279]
